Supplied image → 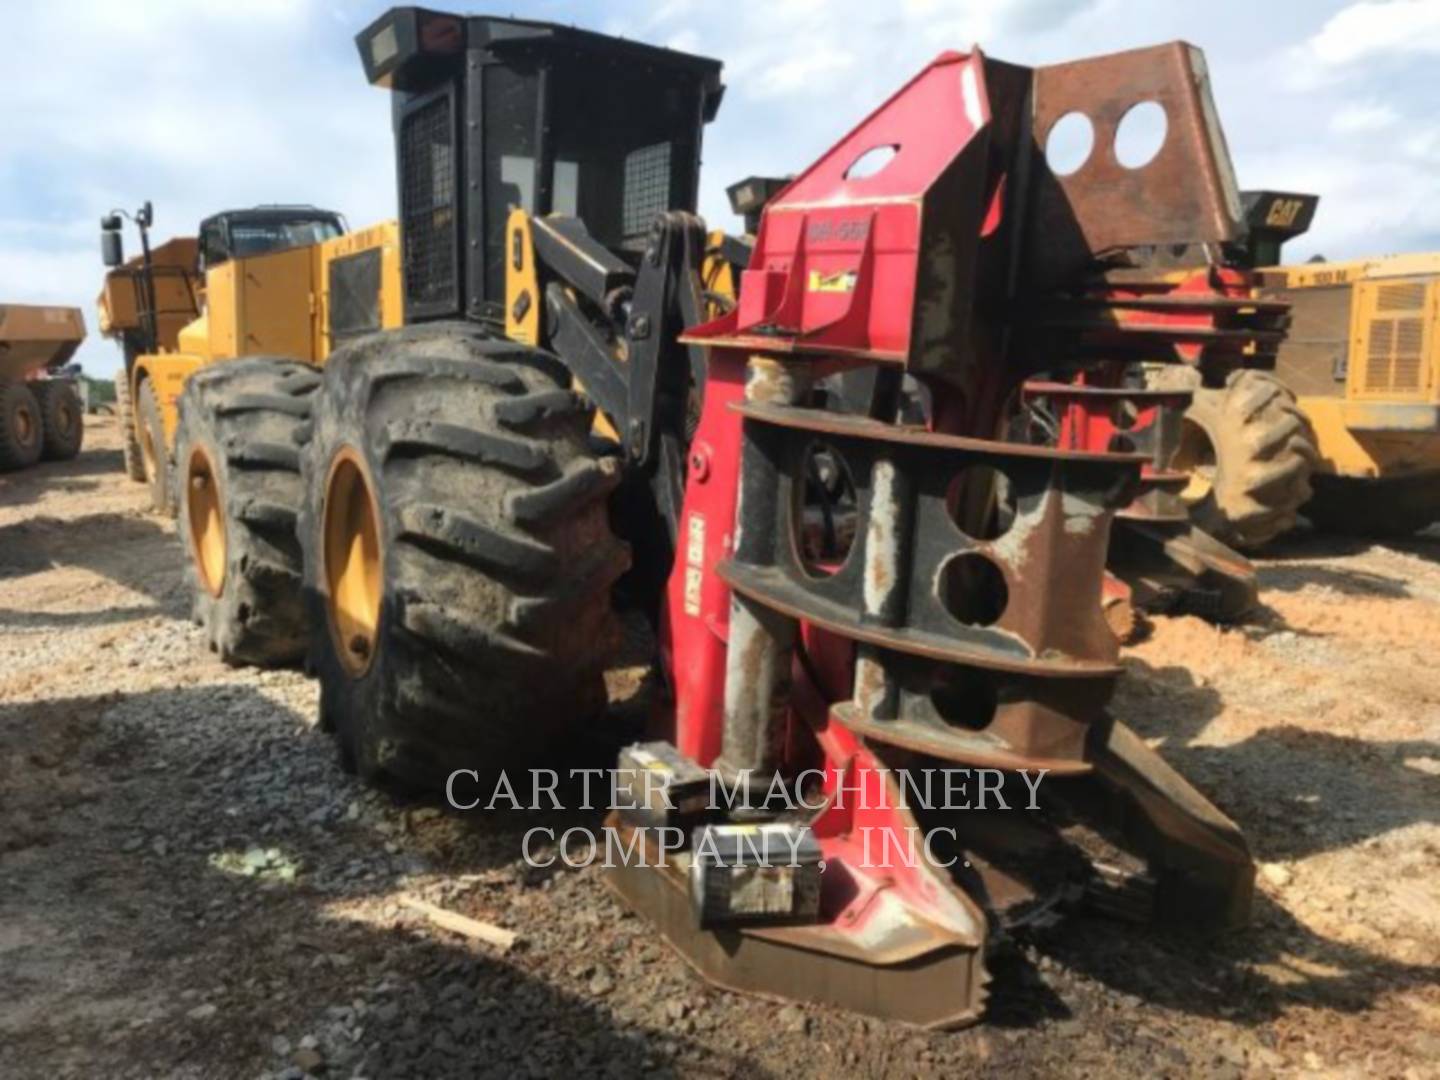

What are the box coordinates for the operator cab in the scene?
[197,205,347,274]
[355,7,723,323]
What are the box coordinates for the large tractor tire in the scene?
[174,358,320,666]
[33,380,84,461]
[115,373,147,481]
[1168,369,1317,550]
[136,377,177,516]
[0,378,43,471]
[299,323,629,789]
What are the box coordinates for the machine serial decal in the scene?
[684,512,706,615]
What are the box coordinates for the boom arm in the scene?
[510,208,714,541]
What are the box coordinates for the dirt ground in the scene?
[1,417,1437,1079]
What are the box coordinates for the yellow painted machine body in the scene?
[112,221,402,451]
[1257,254,1440,479]
[503,208,541,350]
[700,227,739,309]
[503,207,624,442]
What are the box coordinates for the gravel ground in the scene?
[1,417,1437,1078]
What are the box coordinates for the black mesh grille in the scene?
[623,142,672,238]
[328,248,382,342]
[399,95,457,309]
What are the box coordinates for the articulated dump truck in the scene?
[97,205,401,517]
[0,303,86,472]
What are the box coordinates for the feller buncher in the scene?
[0,303,86,472]
[143,8,1275,1025]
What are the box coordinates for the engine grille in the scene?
[1378,282,1426,312]
[1359,280,1431,399]
[399,95,457,311]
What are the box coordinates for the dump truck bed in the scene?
[96,236,200,354]
[0,303,86,381]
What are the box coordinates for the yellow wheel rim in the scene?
[186,446,227,597]
[1172,419,1217,504]
[15,404,34,445]
[138,398,157,480]
[323,448,383,677]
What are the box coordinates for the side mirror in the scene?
[101,227,124,268]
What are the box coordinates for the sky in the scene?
[3,0,1439,379]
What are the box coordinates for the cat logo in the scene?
[1265,198,1305,228]
[807,269,858,293]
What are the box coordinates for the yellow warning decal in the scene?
[807,269,858,293]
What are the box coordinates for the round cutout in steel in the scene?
[1115,101,1167,169]
[1045,112,1094,176]
[938,552,1009,628]
[845,144,899,180]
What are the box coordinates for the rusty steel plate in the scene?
[1027,42,1243,286]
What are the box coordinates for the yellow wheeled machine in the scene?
[1257,246,1440,536]
[97,203,403,662]
[1162,192,1440,544]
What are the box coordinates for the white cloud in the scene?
[742,47,859,100]
[1331,101,1401,132]
[1285,0,1440,88]
[1306,0,1440,66]
[665,29,702,54]
[1401,125,1440,159]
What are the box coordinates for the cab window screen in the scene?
[399,91,457,311]
[546,63,699,250]
[623,142,672,238]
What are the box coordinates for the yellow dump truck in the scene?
[0,303,86,471]
[95,228,202,484]
[97,203,401,515]
[97,203,401,662]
